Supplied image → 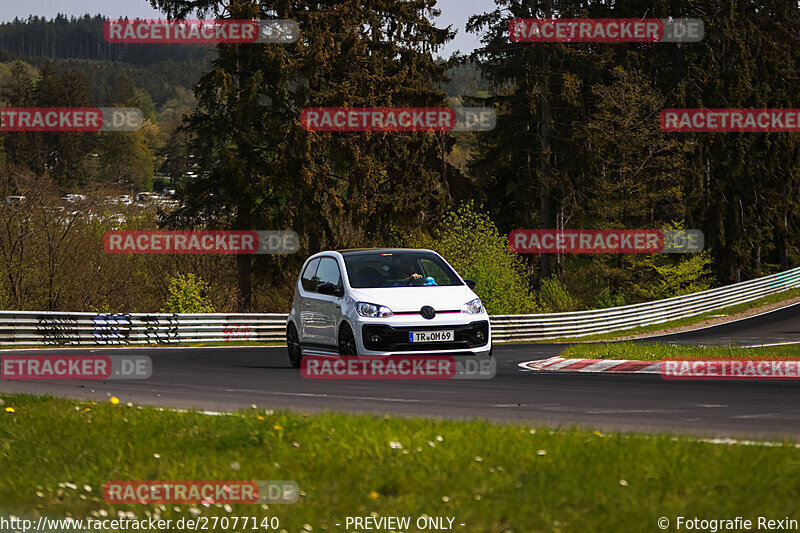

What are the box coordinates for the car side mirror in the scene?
[464,278,477,290]
[317,282,344,297]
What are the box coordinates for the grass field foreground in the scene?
[1,394,800,532]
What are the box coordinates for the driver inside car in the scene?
[396,261,424,285]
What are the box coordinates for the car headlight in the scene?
[356,302,394,318]
[461,298,483,314]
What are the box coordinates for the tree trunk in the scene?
[235,40,252,313]
[236,254,252,312]
[539,49,552,281]
[781,182,789,269]
[235,180,253,311]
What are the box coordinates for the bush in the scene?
[406,203,538,314]
[638,250,714,300]
[161,273,215,313]
[596,287,626,309]
[537,276,580,312]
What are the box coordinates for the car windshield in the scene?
[343,251,463,288]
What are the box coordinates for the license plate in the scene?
[409,330,454,343]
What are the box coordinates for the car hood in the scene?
[348,285,477,313]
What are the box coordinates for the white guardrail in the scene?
[0,267,799,346]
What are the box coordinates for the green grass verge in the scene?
[561,342,800,361]
[540,287,800,343]
[2,394,800,532]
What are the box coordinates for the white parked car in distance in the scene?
[286,248,491,366]
[136,192,158,202]
[61,194,86,203]
[4,195,26,205]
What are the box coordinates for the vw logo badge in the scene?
[420,306,436,319]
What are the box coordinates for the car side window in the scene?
[300,258,320,292]
[315,257,342,289]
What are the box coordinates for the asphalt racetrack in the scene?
[3,303,800,439]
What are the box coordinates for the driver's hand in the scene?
[410,273,422,280]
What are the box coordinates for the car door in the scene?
[298,258,322,343]
[309,256,343,347]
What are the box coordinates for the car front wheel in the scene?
[287,322,302,368]
[338,322,359,356]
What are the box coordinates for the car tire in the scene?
[287,322,303,368]
[337,322,359,356]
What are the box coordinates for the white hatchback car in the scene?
[286,249,492,365]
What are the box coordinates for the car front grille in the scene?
[361,321,489,351]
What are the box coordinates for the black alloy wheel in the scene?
[287,322,303,368]
[338,322,358,356]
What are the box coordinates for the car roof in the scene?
[334,248,435,256]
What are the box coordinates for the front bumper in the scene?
[360,320,490,353]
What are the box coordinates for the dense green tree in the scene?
[467,0,616,281]
[468,0,800,290]
[0,60,40,175]
[26,63,98,188]
[156,0,454,311]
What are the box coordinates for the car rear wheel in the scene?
[338,322,359,356]
[287,322,302,368]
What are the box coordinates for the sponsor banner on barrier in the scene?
[509,229,704,253]
[103,230,299,254]
[36,315,79,345]
[104,19,299,44]
[660,359,800,380]
[92,313,132,345]
[0,107,143,131]
[1,355,151,379]
[301,355,496,380]
[103,480,298,504]
[223,324,255,341]
[509,18,704,43]
[661,108,800,132]
[300,107,496,132]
